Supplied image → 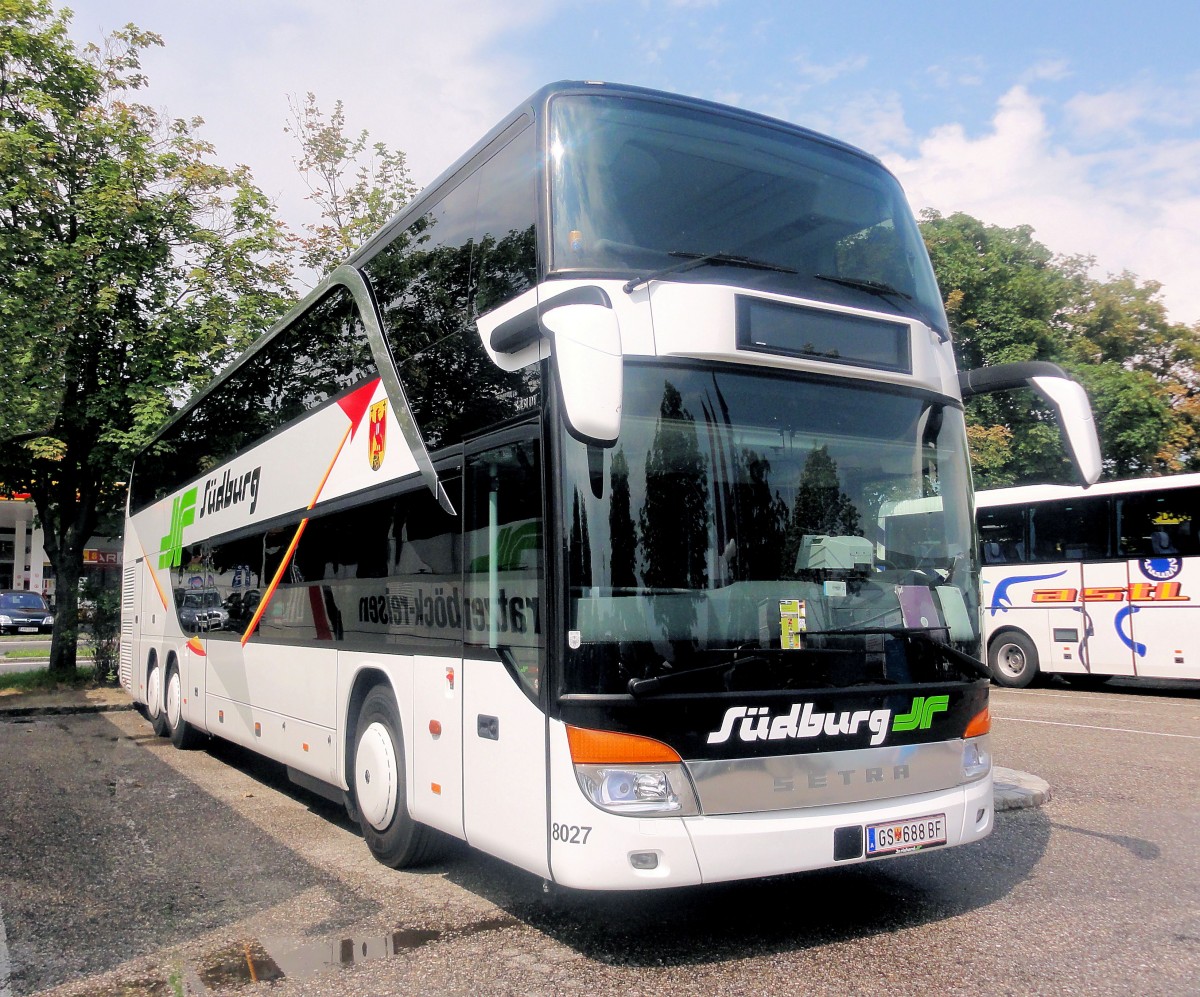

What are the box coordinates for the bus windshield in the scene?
[561,364,979,695]
[549,93,947,335]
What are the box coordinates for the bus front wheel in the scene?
[988,631,1040,688]
[352,686,443,868]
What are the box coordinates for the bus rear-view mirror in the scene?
[959,361,1102,486]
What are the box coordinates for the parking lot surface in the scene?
[0,681,1196,996]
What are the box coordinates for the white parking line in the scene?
[0,900,12,997]
[993,715,1200,740]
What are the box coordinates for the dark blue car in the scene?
[0,590,55,635]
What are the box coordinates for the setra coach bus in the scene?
[120,81,1101,889]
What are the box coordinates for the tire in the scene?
[351,685,443,868]
[988,631,1040,688]
[163,659,203,750]
[146,658,169,737]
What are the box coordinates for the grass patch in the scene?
[0,664,109,695]
[2,647,92,660]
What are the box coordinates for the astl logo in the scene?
[158,487,197,569]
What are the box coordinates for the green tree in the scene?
[920,210,1185,484]
[285,91,418,278]
[0,0,293,677]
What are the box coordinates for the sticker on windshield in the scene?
[779,599,806,649]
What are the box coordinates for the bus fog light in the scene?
[629,851,660,870]
[574,763,699,816]
[962,736,991,781]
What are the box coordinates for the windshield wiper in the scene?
[814,274,913,301]
[808,626,990,681]
[627,649,766,697]
[624,252,798,294]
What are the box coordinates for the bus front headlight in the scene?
[961,707,992,782]
[566,726,700,817]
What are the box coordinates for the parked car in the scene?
[0,591,55,635]
[177,590,230,632]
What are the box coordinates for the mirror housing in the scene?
[488,285,623,447]
[541,291,623,446]
[959,361,1101,486]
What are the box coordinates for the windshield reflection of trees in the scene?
[565,374,974,694]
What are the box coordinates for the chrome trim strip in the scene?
[330,265,455,515]
[688,739,974,814]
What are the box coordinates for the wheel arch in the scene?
[987,623,1035,650]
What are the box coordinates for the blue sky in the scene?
[64,1,1200,323]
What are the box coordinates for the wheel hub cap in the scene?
[355,722,398,830]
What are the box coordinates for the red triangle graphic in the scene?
[337,378,381,440]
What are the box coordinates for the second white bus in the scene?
[978,473,1200,686]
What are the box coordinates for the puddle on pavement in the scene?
[78,915,520,994]
[73,916,519,994]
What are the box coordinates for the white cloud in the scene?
[885,85,1200,326]
[792,52,869,86]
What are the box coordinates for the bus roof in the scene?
[976,472,1200,508]
[347,79,886,271]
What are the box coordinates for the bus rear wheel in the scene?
[164,660,203,749]
[146,658,168,738]
[352,685,443,868]
[988,631,1039,688]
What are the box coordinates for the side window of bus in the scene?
[472,124,537,317]
[1030,497,1110,561]
[1117,488,1199,557]
[978,506,1027,564]
[464,437,544,696]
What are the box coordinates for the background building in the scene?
[0,495,119,603]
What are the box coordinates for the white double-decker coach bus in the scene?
[978,473,1200,687]
[121,82,1100,889]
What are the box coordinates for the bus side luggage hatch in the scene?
[959,361,1102,486]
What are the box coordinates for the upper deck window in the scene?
[548,94,947,336]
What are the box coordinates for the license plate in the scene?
[17,626,37,634]
[865,813,947,856]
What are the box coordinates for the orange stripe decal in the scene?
[239,415,357,646]
[139,545,170,610]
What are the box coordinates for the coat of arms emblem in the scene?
[368,399,387,470]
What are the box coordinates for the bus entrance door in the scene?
[460,435,550,879]
[1076,561,1137,677]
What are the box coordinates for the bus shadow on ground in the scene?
[440,809,1051,967]
[193,732,1053,969]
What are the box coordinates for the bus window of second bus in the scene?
[1030,497,1110,561]
[1117,488,1199,557]
[978,506,1026,564]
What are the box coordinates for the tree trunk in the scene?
[47,553,82,679]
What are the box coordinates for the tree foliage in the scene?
[0,0,293,676]
[920,210,1200,486]
[285,91,418,279]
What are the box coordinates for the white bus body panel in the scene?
[461,658,549,878]
[982,557,1199,679]
[408,654,465,839]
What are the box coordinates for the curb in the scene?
[994,766,1051,811]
